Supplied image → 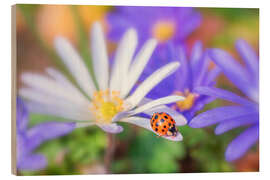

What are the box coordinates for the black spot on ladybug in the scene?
[170,125,176,132]
[163,125,166,128]
[168,123,171,126]
[162,129,165,132]
[171,119,174,122]
[160,119,165,123]
[151,123,153,127]
[155,123,159,127]
[154,115,158,119]
[155,128,158,132]
[164,115,168,119]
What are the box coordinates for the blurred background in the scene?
[16,4,259,175]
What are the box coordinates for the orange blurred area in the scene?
[187,14,225,48]
[17,5,110,46]
[234,145,259,172]
[36,5,77,45]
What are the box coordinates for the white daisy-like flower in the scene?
[19,22,187,141]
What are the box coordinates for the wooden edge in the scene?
[11,4,17,175]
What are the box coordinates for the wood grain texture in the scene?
[11,4,17,175]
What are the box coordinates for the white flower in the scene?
[19,22,187,141]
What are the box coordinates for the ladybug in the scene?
[150,112,178,137]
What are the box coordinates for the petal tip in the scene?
[127,28,137,37]
[214,126,223,135]
[54,36,66,48]
[99,123,124,134]
[92,21,102,30]
[188,119,200,128]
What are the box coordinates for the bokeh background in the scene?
[16,4,259,175]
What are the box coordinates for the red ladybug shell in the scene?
[150,112,177,137]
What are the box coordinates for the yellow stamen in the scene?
[90,90,124,124]
[174,90,198,111]
[152,21,176,43]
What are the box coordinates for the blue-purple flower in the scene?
[16,97,75,171]
[107,6,201,60]
[189,39,259,162]
[144,41,220,121]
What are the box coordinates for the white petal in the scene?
[162,132,183,141]
[121,117,183,141]
[97,123,123,134]
[26,101,93,121]
[120,39,157,98]
[46,68,90,105]
[121,117,150,129]
[130,95,185,115]
[20,89,93,121]
[110,28,137,92]
[76,122,95,128]
[91,22,109,90]
[144,105,187,126]
[111,109,136,123]
[138,98,187,126]
[21,73,89,106]
[54,37,96,98]
[125,62,180,109]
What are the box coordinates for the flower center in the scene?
[174,90,198,112]
[90,90,124,124]
[152,21,176,43]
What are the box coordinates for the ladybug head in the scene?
[167,124,178,137]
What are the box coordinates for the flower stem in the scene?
[104,133,116,173]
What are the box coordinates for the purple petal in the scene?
[193,54,209,88]
[225,124,259,161]
[215,113,259,134]
[208,48,254,98]
[190,41,203,79]
[98,123,123,134]
[189,106,257,128]
[189,42,216,88]
[203,66,221,86]
[189,95,216,117]
[17,153,47,171]
[16,97,29,132]
[177,45,192,90]
[235,39,259,79]
[26,122,75,150]
[194,86,256,107]
[16,132,29,160]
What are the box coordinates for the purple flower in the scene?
[16,97,75,171]
[143,41,221,121]
[189,39,259,162]
[107,6,201,61]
